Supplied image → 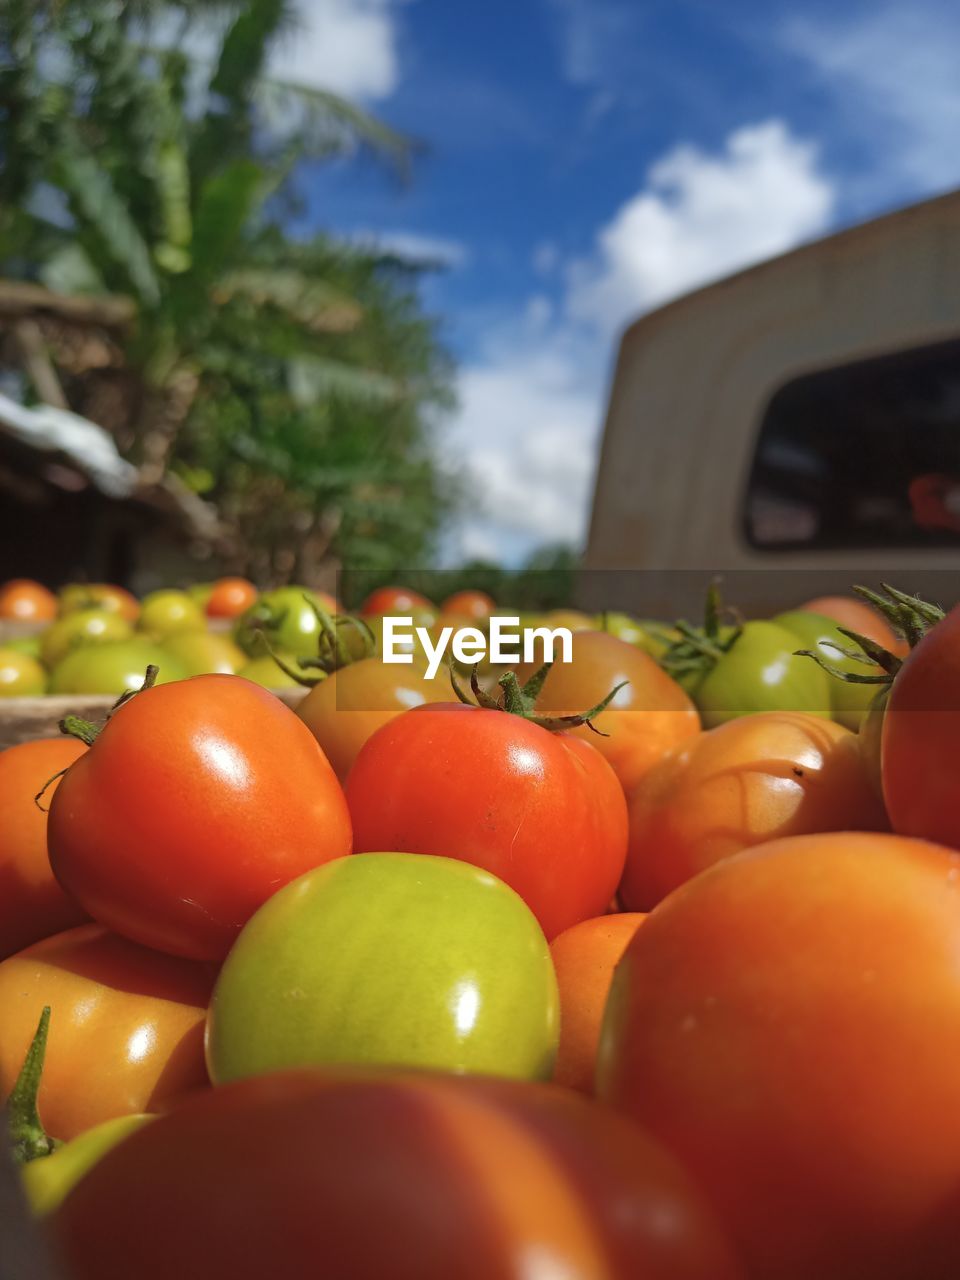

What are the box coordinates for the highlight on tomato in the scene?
[58,584,139,624]
[359,585,436,619]
[53,1069,744,1280]
[0,578,57,623]
[439,590,496,621]
[204,577,258,620]
[0,648,46,696]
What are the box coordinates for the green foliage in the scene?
[0,0,454,579]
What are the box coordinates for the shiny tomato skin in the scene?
[347,704,627,940]
[0,648,46,696]
[0,738,89,959]
[599,832,960,1280]
[695,621,832,727]
[360,585,436,618]
[53,1069,744,1280]
[204,577,258,619]
[297,658,454,783]
[59,584,139,624]
[516,631,701,795]
[48,640,187,695]
[0,578,57,622]
[621,712,888,910]
[47,675,352,961]
[0,924,212,1140]
[799,595,903,652]
[440,590,496,621]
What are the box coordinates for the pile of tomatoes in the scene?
[4,576,960,1279]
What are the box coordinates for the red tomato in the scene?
[346,704,628,940]
[599,832,960,1280]
[48,675,352,961]
[516,631,701,795]
[360,586,435,617]
[0,924,212,1140]
[621,712,888,910]
[0,738,89,959]
[881,603,960,847]
[0,579,57,622]
[204,577,258,619]
[54,1069,744,1280]
[440,590,496,621]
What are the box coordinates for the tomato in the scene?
[22,1114,152,1216]
[621,711,888,910]
[58,584,139,624]
[48,674,352,961]
[207,854,559,1084]
[235,654,312,689]
[880,603,960,848]
[160,631,246,676]
[542,608,596,631]
[359,585,436,618]
[440,590,496,621]
[597,611,651,649]
[4,633,41,659]
[859,685,888,797]
[516,631,701,794]
[599,832,960,1280]
[48,641,187,695]
[346,703,628,940]
[234,586,328,657]
[693,620,832,727]
[54,1069,744,1280]
[0,648,46,696]
[0,579,57,622]
[137,590,204,638]
[204,577,258,620]
[0,924,212,1140]
[297,657,454,783]
[800,594,903,652]
[40,609,132,669]
[549,912,646,1094]
[775,609,882,729]
[0,738,89,959]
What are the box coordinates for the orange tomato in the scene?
[800,595,903,653]
[620,711,888,910]
[0,924,212,1140]
[54,1069,744,1280]
[360,586,435,618]
[599,832,960,1280]
[550,912,646,1093]
[0,739,89,960]
[0,579,57,622]
[205,577,258,620]
[517,630,701,794]
[440,590,496,621]
[59,584,140,624]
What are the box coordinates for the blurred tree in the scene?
[0,0,456,582]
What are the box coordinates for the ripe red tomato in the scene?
[516,631,701,794]
[0,578,57,622]
[599,832,960,1280]
[0,924,212,1140]
[346,703,628,940]
[440,590,496,621]
[204,577,258,619]
[48,675,352,961]
[359,585,435,618]
[880,604,960,848]
[0,738,89,959]
[621,711,888,910]
[53,1069,744,1280]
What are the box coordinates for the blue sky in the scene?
[255,0,960,564]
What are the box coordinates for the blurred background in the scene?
[0,0,957,605]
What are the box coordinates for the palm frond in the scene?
[212,269,361,332]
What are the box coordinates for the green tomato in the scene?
[40,609,132,669]
[596,612,650,648]
[187,582,214,609]
[695,620,832,728]
[0,648,46,696]
[4,634,42,659]
[162,630,247,676]
[21,1114,152,1216]
[206,853,559,1084]
[233,587,327,658]
[137,590,205,638]
[236,654,315,689]
[49,641,187,695]
[774,610,881,731]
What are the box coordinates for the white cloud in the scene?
[269,0,404,101]
[448,119,834,563]
[782,4,960,190]
[349,229,468,266]
[567,120,834,336]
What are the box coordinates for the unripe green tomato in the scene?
[187,582,214,610]
[236,654,316,689]
[206,853,559,1085]
[695,621,832,728]
[233,587,326,658]
[49,642,187,695]
[21,1114,152,1216]
[775,610,880,731]
[40,610,132,669]
[596,612,650,648]
[0,648,46,696]
[137,591,205,638]
[3,634,42,659]
[162,631,246,676]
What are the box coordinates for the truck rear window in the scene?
[743,338,960,550]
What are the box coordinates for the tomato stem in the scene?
[450,663,624,735]
[6,1007,60,1165]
